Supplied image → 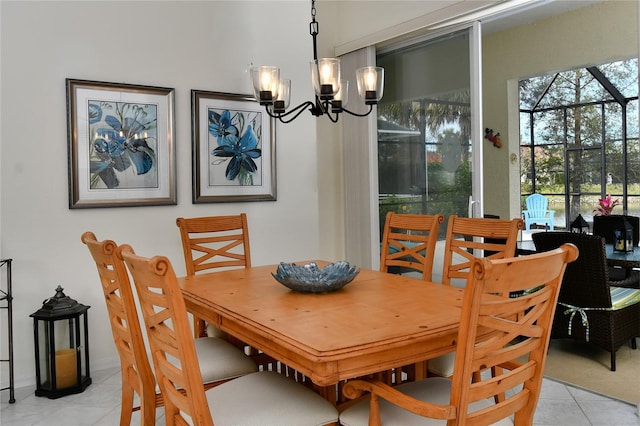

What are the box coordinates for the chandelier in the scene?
[250,0,384,124]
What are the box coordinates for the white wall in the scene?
[0,0,336,387]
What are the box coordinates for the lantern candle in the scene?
[55,348,77,389]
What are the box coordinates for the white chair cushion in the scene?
[426,352,456,377]
[431,240,469,288]
[203,370,339,425]
[206,322,227,338]
[194,337,258,383]
[428,240,466,376]
[339,377,513,426]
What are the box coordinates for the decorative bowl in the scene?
[271,261,360,293]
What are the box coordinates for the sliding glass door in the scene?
[376,23,483,238]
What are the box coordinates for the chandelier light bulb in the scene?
[321,63,332,82]
[356,66,384,104]
[364,69,377,90]
[311,58,340,100]
[250,66,279,104]
[274,79,291,113]
[261,72,273,90]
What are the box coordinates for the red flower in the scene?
[593,194,620,216]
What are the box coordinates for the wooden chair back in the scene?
[81,232,158,425]
[342,244,578,426]
[441,215,524,288]
[448,244,578,424]
[176,214,251,337]
[120,245,215,426]
[176,213,251,275]
[380,212,444,280]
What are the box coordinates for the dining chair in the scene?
[440,215,524,288]
[339,244,578,426]
[81,232,258,426]
[532,231,640,371]
[176,214,251,338]
[378,212,445,383]
[523,193,555,231]
[380,212,445,280]
[120,244,339,426]
[429,215,524,377]
[593,214,640,289]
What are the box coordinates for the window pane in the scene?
[377,28,472,237]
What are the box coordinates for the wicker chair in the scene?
[532,231,640,371]
[593,215,640,289]
[340,244,578,426]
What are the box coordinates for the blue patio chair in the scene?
[523,194,555,231]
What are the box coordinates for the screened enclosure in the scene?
[520,58,639,229]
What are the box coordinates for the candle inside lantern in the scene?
[55,348,77,389]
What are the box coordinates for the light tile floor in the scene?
[1,366,639,425]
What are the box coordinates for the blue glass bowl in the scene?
[271,261,360,293]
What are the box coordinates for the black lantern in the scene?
[30,286,91,398]
[613,217,634,253]
[570,214,589,233]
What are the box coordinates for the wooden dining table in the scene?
[178,260,465,404]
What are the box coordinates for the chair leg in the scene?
[610,352,616,372]
[194,317,207,338]
[120,384,134,426]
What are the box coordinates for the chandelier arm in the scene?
[340,104,375,118]
[310,97,330,116]
[324,111,339,123]
[265,101,316,124]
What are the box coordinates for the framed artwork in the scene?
[66,79,176,208]
[191,90,276,203]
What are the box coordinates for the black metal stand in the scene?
[0,259,15,403]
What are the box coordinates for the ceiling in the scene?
[481,0,604,34]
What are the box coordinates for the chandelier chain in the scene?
[310,0,318,60]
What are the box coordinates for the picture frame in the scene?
[66,79,176,208]
[191,90,276,203]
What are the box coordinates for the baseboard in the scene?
[0,356,120,392]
